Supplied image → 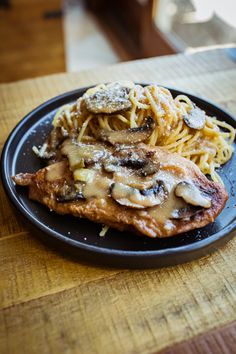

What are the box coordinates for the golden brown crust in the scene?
[13,144,228,238]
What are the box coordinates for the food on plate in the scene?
[34,82,235,184]
[13,82,233,238]
[13,142,228,238]
[83,81,132,114]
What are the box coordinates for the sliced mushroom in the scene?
[61,139,106,170]
[56,192,84,202]
[120,158,159,176]
[111,180,168,209]
[183,105,206,130]
[83,82,132,114]
[171,206,202,220]
[138,161,160,177]
[102,157,144,173]
[103,156,159,177]
[175,181,211,208]
[113,146,159,176]
[119,158,147,169]
[56,182,85,202]
[97,116,155,145]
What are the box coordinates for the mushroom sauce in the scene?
[52,136,212,232]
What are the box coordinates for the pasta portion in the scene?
[52,83,235,183]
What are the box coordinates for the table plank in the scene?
[1,227,236,310]
[1,240,236,354]
[0,232,123,309]
[0,183,25,238]
[0,0,65,83]
[0,48,236,354]
[158,320,236,354]
[0,48,236,110]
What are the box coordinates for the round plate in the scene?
[1,86,236,268]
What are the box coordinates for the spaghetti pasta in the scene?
[52,83,235,183]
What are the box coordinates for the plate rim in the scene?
[1,85,236,262]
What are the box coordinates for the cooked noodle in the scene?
[52,84,235,183]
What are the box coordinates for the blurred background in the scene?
[0,0,235,83]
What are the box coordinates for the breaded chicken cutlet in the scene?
[13,140,228,238]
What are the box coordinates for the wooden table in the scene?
[1,49,236,354]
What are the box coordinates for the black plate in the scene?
[1,86,236,268]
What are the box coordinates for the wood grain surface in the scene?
[158,320,236,354]
[0,0,65,83]
[0,48,236,354]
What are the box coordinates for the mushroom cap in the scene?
[111,180,168,209]
[97,116,155,145]
[183,105,206,130]
[175,181,211,208]
[84,82,132,114]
